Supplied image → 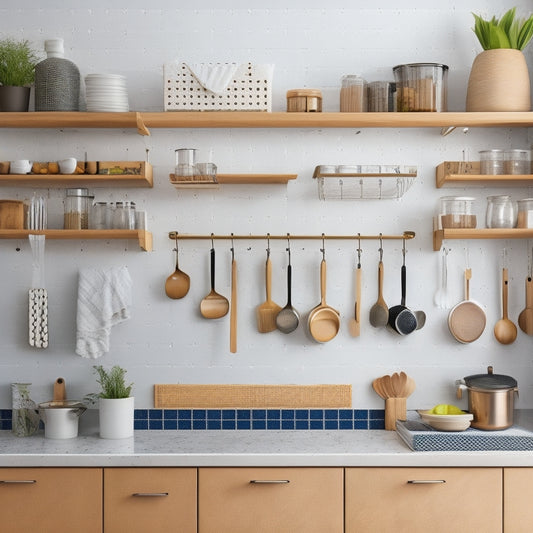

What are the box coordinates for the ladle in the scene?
[165,236,190,299]
[200,240,229,319]
[276,236,300,334]
[369,238,389,328]
[494,267,517,345]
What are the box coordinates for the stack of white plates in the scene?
[85,73,129,112]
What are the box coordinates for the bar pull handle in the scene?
[407,480,446,484]
[132,492,169,497]
[250,480,290,484]
[0,480,37,484]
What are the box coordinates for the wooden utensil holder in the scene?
[385,397,407,430]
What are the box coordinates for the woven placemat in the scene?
[154,384,352,408]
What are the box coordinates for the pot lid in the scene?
[464,366,517,390]
[38,400,85,409]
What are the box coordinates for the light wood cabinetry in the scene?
[0,467,102,533]
[103,467,197,533]
[198,467,343,533]
[504,467,533,532]
[345,467,502,533]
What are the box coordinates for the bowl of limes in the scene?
[418,404,473,432]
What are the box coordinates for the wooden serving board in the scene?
[154,384,352,409]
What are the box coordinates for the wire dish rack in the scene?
[314,165,417,200]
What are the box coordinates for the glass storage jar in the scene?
[485,195,516,228]
[340,75,367,112]
[504,149,530,175]
[64,188,91,229]
[112,201,136,229]
[517,198,533,228]
[439,196,476,229]
[479,149,504,175]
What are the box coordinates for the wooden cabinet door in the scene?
[198,467,343,533]
[0,467,102,533]
[345,467,502,533]
[504,468,533,532]
[104,468,197,533]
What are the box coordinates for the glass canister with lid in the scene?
[439,196,477,229]
[112,201,136,229]
[485,195,516,228]
[340,75,367,112]
[517,198,533,228]
[64,188,92,229]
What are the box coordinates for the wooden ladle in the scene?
[494,268,517,345]
[518,276,533,335]
[200,246,229,319]
[165,239,190,299]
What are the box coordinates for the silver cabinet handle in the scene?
[407,480,446,484]
[250,480,290,484]
[132,492,169,497]
[0,480,37,484]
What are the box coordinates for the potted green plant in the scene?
[0,38,40,112]
[466,7,533,111]
[93,365,134,439]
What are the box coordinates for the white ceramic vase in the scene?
[99,396,134,439]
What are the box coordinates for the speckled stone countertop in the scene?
[2,411,533,468]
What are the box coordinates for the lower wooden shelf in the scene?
[433,228,533,251]
[169,173,297,188]
[0,229,152,251]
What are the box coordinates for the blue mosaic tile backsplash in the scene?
[0,409,385,431]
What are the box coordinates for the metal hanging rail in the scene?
[168,231,415,241]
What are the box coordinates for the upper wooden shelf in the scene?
[0,172,153,189]
[436,161,533,188]
[1,111,533,136]
[0,229,152,251]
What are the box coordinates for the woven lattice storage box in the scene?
[164,62,274,111]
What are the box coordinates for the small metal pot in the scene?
[456,366,518,430]
[38,400,86,439]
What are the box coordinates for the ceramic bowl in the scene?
[418,409,473,432]
[59,158,77,174]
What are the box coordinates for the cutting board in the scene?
[154,384,352,409]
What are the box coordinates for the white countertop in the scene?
[2,410,533,468]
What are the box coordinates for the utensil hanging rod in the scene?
[168,231,415,241]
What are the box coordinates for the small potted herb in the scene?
[466,7,533,111]
[93,365,134,439]
[0,38,40,111]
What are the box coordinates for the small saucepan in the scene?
[39,400,87,439]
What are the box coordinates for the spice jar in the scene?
[64,188,91,229]
[485,195,516,228]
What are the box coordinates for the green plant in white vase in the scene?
[466,7,533,111]
[93,365,134,439]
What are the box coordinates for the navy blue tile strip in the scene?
[0,409,385,431]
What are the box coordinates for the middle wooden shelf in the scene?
[433,228,533,251]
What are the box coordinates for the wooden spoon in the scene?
[256,252,282,333]
[165,245,190,299]
[348,259,362,337]
[372,378,387,400]
[230,248,237,353]
[494,267,517,345]
[518,276,533,335]
[369,260,388,328]
[391,372,401,397]
[200,247,229,319]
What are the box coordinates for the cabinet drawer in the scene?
[0,467,102,533]
[345,467,501,533]
[199,467,343,533]
[104,468,197,533]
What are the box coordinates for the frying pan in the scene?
[387,244,417,335]
[448,268,486,343]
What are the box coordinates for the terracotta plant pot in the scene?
[466,49,531,112]
[0,86,31,112]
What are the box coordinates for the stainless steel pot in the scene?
[456,366,518,430]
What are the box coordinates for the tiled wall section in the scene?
[0,409,385,431]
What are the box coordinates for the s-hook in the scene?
[379,233,383,262]
[321,233,326,260]
[357,233,362,267]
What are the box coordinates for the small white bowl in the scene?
[418,409,473,432]
[59,158,77,174]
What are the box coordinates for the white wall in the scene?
[1,0,532,410]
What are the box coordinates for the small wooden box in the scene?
[287,89,322,112]
[0,200,25,229]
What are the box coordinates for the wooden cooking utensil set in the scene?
[372,372,416,430]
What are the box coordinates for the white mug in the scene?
[59,158,77,174]
[10,159,32,174]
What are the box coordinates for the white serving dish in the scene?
[418,409,473,432]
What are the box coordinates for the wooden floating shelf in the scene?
[0,229,152,251]
[433,228,533,251]
[169,173,297,187]
[0,172,153,188]
[1,111,533,136]
[436,161,533,188]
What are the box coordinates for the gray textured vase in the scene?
[0,86,31,112]
[34,38,80,111]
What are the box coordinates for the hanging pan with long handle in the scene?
[387,240,417,335]
[448,268,486,343]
